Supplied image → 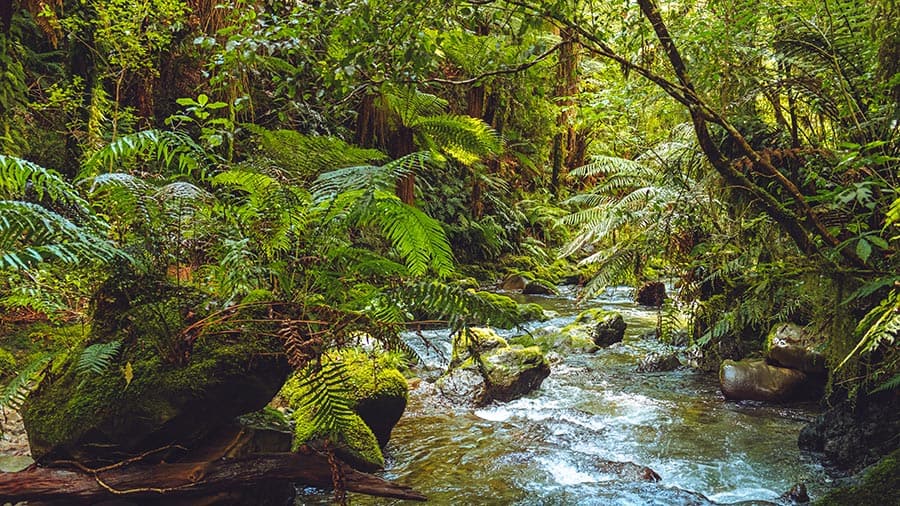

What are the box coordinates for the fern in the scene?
[0,201,124,270]
[80,129,211,179]
[294,360,357,434]
[310,152,432,201]
[76,341,122,376]
[0,353,54,411]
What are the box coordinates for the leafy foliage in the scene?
[75,341,123,376]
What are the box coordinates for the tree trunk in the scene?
[0,450,426,504]
[391,126,416,205]
[550,29,579,198]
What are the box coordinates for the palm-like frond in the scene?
[380,86,449,125]
[388,281,521,332]
[310,152,432,201]
[0,353,54,411]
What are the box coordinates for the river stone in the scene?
[764,323,827,376]
[22,280,290,464]
[282,349,408,471]
[636,352,682,372]
[719,359,813,402]
[798,389,900,472]
[590,312,627,347]
[635,281,666,307]
[439,328,550,406]
[500,274,527,291]
[523,279,557,296]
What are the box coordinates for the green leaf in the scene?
[856,238,872,263]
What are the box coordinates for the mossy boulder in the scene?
[635,281,666,307]
[438,328,550,406]
[22,280,290,463]
[500,274,527,291]
[0,347,16,379]
[523,279,557,296]
[719,359,816,402]
[282,349,408,471]
[765,323,827,375]
[509,326,597,355]
[470,291,547,327]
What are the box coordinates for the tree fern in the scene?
[292,360,357,434]
[413,115,501,165]
[310,152,432,201]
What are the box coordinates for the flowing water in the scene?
[300,287,833,505]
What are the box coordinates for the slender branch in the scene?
[424,40,568,85]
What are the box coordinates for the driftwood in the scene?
[0,449,426,504]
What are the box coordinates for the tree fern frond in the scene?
[413,115,501,165]
[310,152,432,201]
[0,156,92,214]
[380,86,449,125]
[389,281,521,331]
[570,155,647,178]
[76,341,122,376]
[366,191,454,277]
[294,361,357,433]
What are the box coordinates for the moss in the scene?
[283,371,385,471]
[815,449,900,505]
[510,329,596,355]
[518,302,548,322]
[574,308,620,325]
[471,291,546,328]
[451,327,508,366]
[0,347,16,378]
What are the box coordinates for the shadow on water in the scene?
[298,286,832,505]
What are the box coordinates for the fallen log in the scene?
[0,450,426,503]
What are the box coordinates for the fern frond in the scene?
[0,201,124,270]
[76,341,122,376]
[310,152,432,201]
[413,115,501,165]
[80,129,210,179]
[0,156,92,215]
[294,361,357,433]
[0,353,54,411]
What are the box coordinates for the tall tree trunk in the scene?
[467,84,486,218]
[550,29,579,198]
[391,126,416,205]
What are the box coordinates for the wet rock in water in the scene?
[590,457,663,482]
[719,359,815,402]
[22,279,290,464]
[438,328,550,406]
[779,482,809,503]
[636,352,682,372]
[523,279,557,296]
[590,312,627,347]
[500,274,527,291]
[798,389,900,472]
[283,349,408,471]
[635,281,666,307]
[509,326,597,355]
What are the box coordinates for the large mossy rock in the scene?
[719,359,815,402]
[22,280,290,463]
[283,349,408,472]
[509,326,597,355]
[438,327,550,406]
[765,323,827,375]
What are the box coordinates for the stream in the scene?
[300,287,833,505]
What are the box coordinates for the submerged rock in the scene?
[22,280,290,463]
[283,349,408,471]
[523,279,557,296]
[500,274,527,291]
[635,281,666,307]
[719,359,815,402]
[438,327,550,406]
[636,352,682,373]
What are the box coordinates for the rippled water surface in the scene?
[300,287,831,505]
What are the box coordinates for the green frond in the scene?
[76,341,122,376]
[0,156,92,214]
[380,86,449,125]
[570,155,647,178]
[294,360,357,433]
[0,353,54,411]
[311,152,432,201]
[413,115,501,165]
[389,281,521,331]
[244,124,387,182]
[0,201,124,270]
[80,129,210,179]
[364,191,455,277]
